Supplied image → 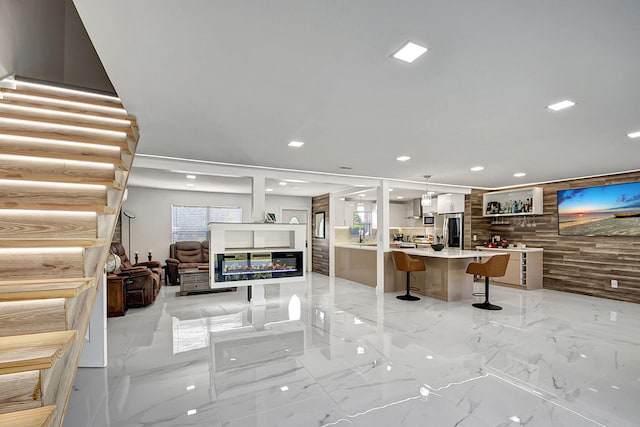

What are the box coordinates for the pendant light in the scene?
[421,175,432,207]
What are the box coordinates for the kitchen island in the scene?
[393,248,506,301]
[334,245,397,291]
[334,245,506,301]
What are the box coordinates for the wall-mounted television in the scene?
[557,181,640,236]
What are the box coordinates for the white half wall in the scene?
[122,186,311,262]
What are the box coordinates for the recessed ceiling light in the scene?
[280,386,289,392]
[186,174,196,179]
[396,156,411,162]
[397,196,404,199]
[470,166,484,172]
[288,141,304,147]
[358,193,366,197]
[278,181,287,186]
[509,416,521,423]
[627,131,640,139]
[513,172,526,177]
[339,197,345,201]
[284,179,306,183]
[547,100,575,111]
[389,188,394,192]
[392,41,428,63]
[266,188,274,192]
[186,183,195,187]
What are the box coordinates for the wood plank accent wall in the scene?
[312,194,329,275]
[468,171,640,303]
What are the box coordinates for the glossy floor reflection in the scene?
[65,274,640,426]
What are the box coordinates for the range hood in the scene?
[408,198,435,219]
[408,199,422,219]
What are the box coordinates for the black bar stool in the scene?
[465,254,510,310]
[391,251,425,301]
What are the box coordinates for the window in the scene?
[171,205,242,242]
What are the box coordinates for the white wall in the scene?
[122,186,311,262]
[0,0,112,91]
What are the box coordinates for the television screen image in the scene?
[557,181,640,236]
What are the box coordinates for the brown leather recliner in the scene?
[110,242,163,300]
[165,241,209,285]
[108,267,154,308]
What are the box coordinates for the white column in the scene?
[251,176,266,223]
[376,180,390,295]
[329,192,336,277]
[250,284,266,307]
[79,272,107,367]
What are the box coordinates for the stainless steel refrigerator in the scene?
[435,213,463,248]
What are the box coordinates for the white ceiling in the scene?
[74,0,640,192]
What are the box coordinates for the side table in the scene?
[179,268,210,296]
[107,275,127,317]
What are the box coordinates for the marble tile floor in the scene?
[65,274,640,427]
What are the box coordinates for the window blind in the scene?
[171,205,242,242]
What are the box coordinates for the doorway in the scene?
[281,209,311,272]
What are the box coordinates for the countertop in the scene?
[335,245,512,258]
[393,248,507,259]
[335,244,378,251]
[475,246,544,253]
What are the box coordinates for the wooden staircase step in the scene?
[0,129,130,153]
[0,248,84,281]
[0,115,128,146]
[0,371,42,415]
[0,299,69,337]
[1,95,136,123]
[0,278,92,302]
[8,80,122,105]
[0,202,114,214]
[0,86,124,110]
[0,238,105,248]
[7,76,122,106]
[0,155,121,187]
[0,406,55,427]
[0,330,77,375]
[0,210,97,239]
[0,133,124,167]
[0,179,108,211]
[0,102,132,130]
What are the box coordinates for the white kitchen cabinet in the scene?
[437,194,465,214]
[389,202,409,226]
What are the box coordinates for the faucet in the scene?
[359,228,365,243]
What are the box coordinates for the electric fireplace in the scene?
[214,251,304,283]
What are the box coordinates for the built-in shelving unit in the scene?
[209,223,306,292]
[483,187,543,217]
[476,247,543,290]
